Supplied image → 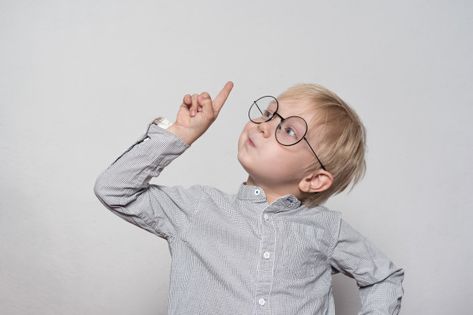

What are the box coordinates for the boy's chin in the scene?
[237,153,282,185]
[237,156,259,178]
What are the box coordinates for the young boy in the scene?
[94,81,404,314]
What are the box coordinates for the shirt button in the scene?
[258,298,266,306]
[254,189,260,195]
[286,197,295,205]
[263,214,269,221]
[263,251,271,259]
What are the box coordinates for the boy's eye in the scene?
[285,127,297,138]
[263,110,273,118]
[277,125,297,138]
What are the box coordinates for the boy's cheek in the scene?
[242,122,254,132]
[237,133,246,149]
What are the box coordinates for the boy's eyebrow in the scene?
[278,103,308,118]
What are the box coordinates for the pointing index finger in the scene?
[212,81,234,113]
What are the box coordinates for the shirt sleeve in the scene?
[93,121,205,240]
[329,218,405,315]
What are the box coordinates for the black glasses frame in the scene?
[248,95,327,171]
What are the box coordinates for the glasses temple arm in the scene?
[304,138,327,171]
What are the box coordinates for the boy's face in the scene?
[237,98,319,193]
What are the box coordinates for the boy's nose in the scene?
[256,121,273,138]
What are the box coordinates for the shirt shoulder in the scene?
[190,184,237,207]
[301,204,342,228]
[299,204,343,252]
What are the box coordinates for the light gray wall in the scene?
[1,0,472,314]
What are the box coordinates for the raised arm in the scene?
[93,82,233,239]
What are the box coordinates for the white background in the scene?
[1,1,472,314]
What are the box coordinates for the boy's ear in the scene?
[298,170,334,193]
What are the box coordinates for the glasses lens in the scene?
[249,96,278,123]
[276,116,307,145]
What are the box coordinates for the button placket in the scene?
[255,206,275,313]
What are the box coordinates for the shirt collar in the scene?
[236,182,302,210]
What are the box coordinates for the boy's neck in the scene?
[245,176,302,204]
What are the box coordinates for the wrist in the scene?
[167,124,196,145]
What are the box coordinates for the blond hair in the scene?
[277,83,367,206]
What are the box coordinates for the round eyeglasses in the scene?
[248,95,327,171]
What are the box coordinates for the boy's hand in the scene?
[168,81,234,145]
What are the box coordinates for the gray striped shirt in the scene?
[94,121,404,315]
